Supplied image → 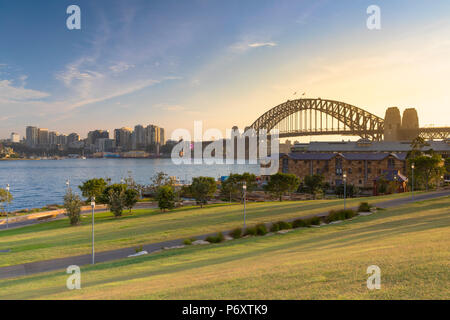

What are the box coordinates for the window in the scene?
[282,158,289,173]
[368,168,372,174]
[359,167,362,173]
[348,168,352,174]
[388,158,395,169]
[359,180,362,184]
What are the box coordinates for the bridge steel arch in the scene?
[250,98,385,141]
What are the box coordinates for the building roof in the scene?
[374,170,408,182]
[284,152,407,161]
[285,153,337,160]
[291,140,450,153]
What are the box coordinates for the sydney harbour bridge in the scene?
[249,98,450,141]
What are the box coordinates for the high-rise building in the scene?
[49,131,58,146]
[67,133,80,145]
[114,127,133,150]
[160,128,165,145]
[87,130,109,146]
[57,134,68,146]
[134,125,146,149]
[10,132,20,143]
[38,128,49,145]
[26,126,39,146]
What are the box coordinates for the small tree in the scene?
[220,173,257,202]
[190,177,217,208]
[63,188,82,225]
[124,188,139,213]
[409,153,445,190]
[304,174,324,199]
[263,172,300,201]
[100,184,127,217]
[335,183,358,197]
[155,185,175,212]
[0,188,13,216]
[78,178,108,202]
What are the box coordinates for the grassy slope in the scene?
[0,192,426,267]
[0,195,448,299]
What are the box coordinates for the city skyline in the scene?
[1,0,450,140]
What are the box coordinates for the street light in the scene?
[5,184,10,229]
[411,163,415,201]
[242,182,247,229]
[66,179,70,190]
[91,196,96,265]
[343,172,347,210]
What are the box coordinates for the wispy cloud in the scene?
[248,42,277,48]
[109,62,135,73]
[0,79,50,103]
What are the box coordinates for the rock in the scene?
[192,240,210,245]
[358,212,373,216]
[224,235,234,241]
[265,232,274,236]
[163,245,186,250]
[329,220,343,224]
[277,229,293,234]
[128,250,148,258]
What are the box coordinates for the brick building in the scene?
[280,152,407,190]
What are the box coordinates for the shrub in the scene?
[278,221,292,230]
[358,202,372,212]
[206,232,225,243]
[134,245,143,253]
[229,228,243,239]
[292,219,307,228]
[324,209,357,223]
[305,216,322,226]
[244,226,257,236]
[255,223,268,235]
[270,223,280,232]
[183,239,192,245]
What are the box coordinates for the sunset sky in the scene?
[1,0,450,141]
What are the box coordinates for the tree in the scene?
[100,184,127,217]
[220,173,257,202]
[147,172,173,196]
[263,173,300,201]
[190,177,217,208]
[63,188,82,225]
[0,188,13,216]
[408,153,445,190]
[335,183,358,197]
[155,185,176,212]
[78,178,107,202]
[303,174,324,199]
[124,188,139,213]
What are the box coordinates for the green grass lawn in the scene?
[0,195,447,299]
[0,191,428,267]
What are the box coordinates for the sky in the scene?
[1,0,450,141]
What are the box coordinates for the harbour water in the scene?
[0,158,261,211]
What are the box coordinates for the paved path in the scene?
[0,202,158,231]
[0,190,448,280]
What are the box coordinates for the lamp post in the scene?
[343,173,347,210]
[91,196,96,265]
[242,182,247,229]
[5,184,10,229]
[411,163,415,201]
[66,179,70,190]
